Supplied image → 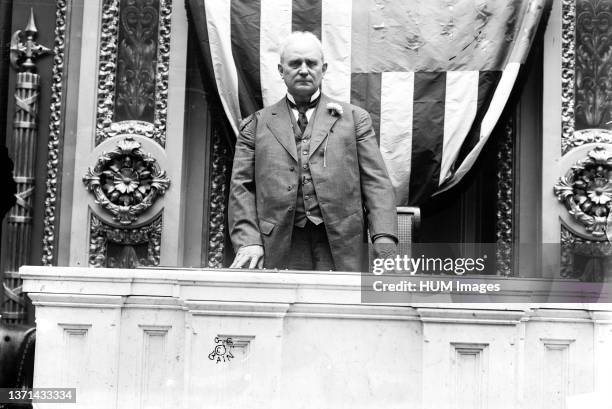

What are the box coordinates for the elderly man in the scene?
[228,31,397,271]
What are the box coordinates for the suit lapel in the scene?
[266,99,298,162]
[308,94,340,160]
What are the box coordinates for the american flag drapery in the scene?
[187,0,548,205]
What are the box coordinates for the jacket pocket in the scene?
[259,219,275,236]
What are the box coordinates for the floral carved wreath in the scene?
[83,137,170,225]
[554,146,612,240]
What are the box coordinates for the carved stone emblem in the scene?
[83,137,170,225]
[554,145,612,240]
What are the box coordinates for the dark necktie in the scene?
[287,96,320,133]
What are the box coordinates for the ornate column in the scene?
[65,0,188,268]
[552,0,612,281]
[1,10,51,323]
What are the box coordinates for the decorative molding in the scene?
[540,338,573,407]
[561,0,576,154]
[95,0,120,140]
[451,342,488,408]
[554,145,612,239]
[89,213,162,267]
[564,128,612,150]
[207,127,230,267]
[83,137,170,225]
[575,0,612,130]
[95,0,172,147]
[496,116,514,276]
[42,0,68,266]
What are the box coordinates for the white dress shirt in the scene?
[286,89,320,122]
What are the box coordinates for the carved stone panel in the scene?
[575,0,612,131]
[115,0,160,123]
[89,213,162,268]
[96,0,171,147]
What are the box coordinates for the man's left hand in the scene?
[230,245,264,269]
[372,236,397,262]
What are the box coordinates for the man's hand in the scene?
[230,245,264,269]
[372,236,397,262]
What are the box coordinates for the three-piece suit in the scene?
[228,93,397,271]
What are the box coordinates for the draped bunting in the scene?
[187,0,548,205]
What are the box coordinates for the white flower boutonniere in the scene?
[326,102,343,116]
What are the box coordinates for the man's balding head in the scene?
[279,31,324,63]
[278,31,327,102]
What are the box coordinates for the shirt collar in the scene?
[286,89,320,106]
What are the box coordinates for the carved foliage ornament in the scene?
[575,0,612,130]
[89,213,162,267]
[42,0,68,266]
[561,0,576,154]
[564,128,612,151]
[554,145,612,240]
[95,0,171,147]
[83,137,170,225]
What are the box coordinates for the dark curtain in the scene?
[186,1,236,152]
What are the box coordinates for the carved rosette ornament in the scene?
[83,137,170,225]
[554,145,612,240]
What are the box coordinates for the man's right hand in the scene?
[230,245,264,269]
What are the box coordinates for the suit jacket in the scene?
[228,93,397,271]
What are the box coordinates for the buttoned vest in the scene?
[287,101,324,227]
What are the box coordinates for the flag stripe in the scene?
[260,0,292,106]
[321,0,352,102]
[231,0,262,117]
[380,72,414,204]
[204,0,240,134]
[409,72,446,205]
[439,71,479,186]
[440,63,520,193]
[350,0,369,74]
[454,71,502,170]
[292,0,322,39]
[351,72,382,142]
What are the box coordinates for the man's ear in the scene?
[322,62,328,75]
[277,64,284,77]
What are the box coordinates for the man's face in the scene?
[278,38,327,100]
